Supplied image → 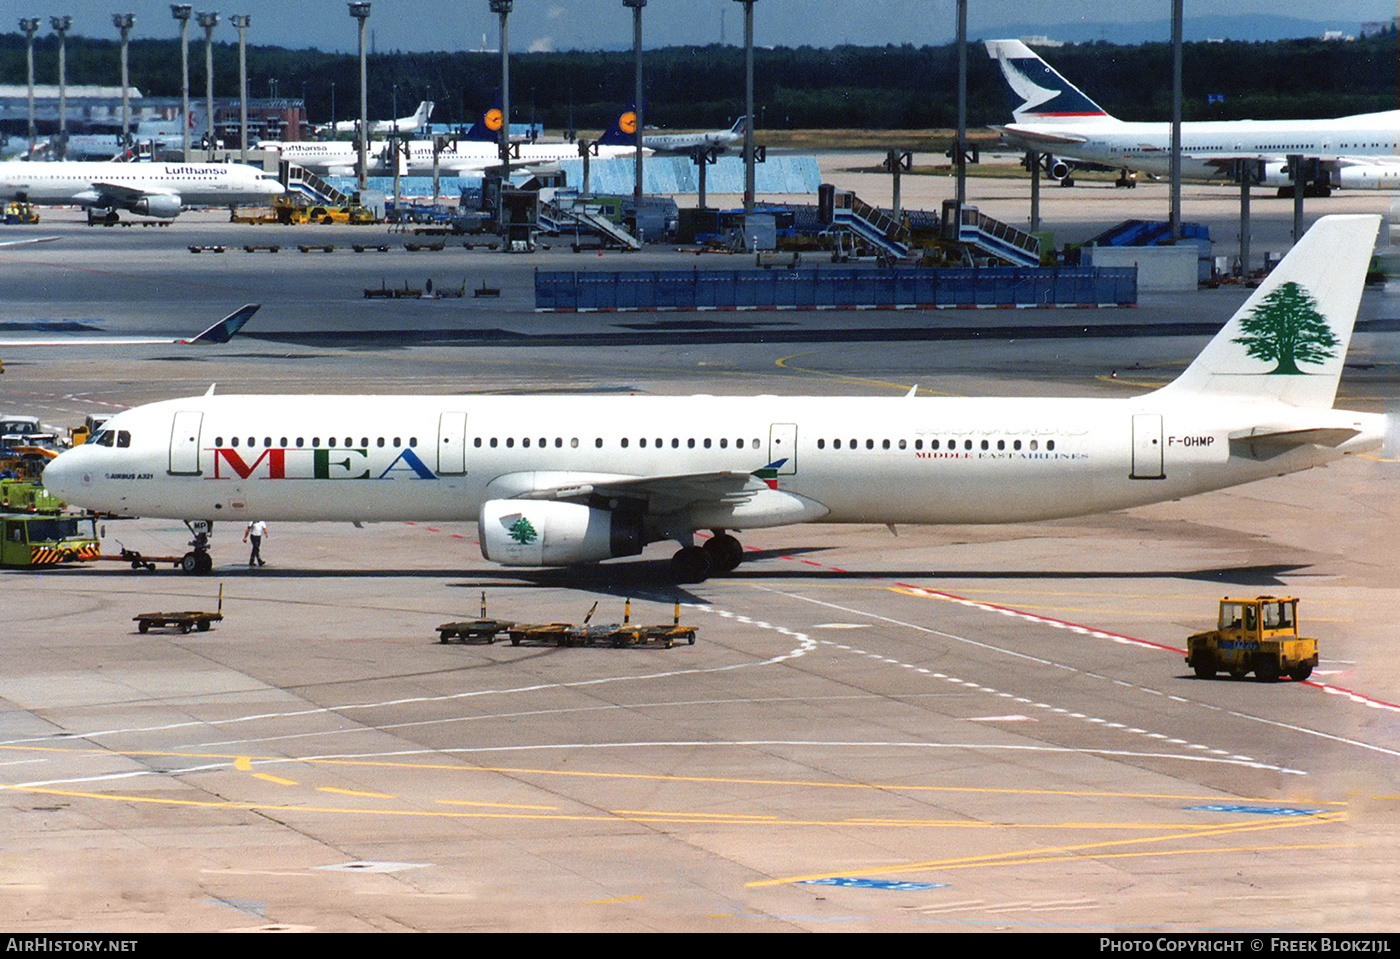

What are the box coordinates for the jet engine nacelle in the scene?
[1260,161,1296,187]
[1335,165,1400,190]
[1046,157,1073,181]
[478,499,645,566]
[128,194,183,219]
[1260,159,1341,192]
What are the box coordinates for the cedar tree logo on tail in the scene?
[1231,281,1339,375]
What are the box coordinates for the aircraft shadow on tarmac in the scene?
[52,557,1307,591]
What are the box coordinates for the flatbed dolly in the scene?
[435,597,697,649]
[437,592,515,643]
[134,586,223,634]
[504,602,618,647]
[603,601,697,648]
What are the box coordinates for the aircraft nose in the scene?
[41,449,85,503]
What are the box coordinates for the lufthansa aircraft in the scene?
[42,216,1385,580]
[260,103,647,178]
[987,39,1400,192]
[0,161,284,219]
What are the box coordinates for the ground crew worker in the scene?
[243,519,268,567]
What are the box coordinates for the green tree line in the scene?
[0,31,1391,131]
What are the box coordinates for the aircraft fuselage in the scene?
[43,392,1380,531]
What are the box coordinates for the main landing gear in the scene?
[671,531,745,583]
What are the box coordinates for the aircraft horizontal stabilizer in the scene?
[1229,426,1362,460]
[997,125,1088,146]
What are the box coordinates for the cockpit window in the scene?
[89,429,130,448]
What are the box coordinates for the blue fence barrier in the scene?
[535,266,1137,312]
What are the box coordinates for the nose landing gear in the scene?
[179,520,214,575]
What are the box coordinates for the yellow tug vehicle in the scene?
[1185,596,1318,683]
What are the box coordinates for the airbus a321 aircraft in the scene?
[43,215,1385,581]
[0,161,284,219]
[261,103,646,178]
[986,39,1400,193]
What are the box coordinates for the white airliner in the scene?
[42,216,1385,581]
[0,161,284,219]
[0,304,257,349]
[986,39,1400,193]
[318,100,434,138]
[644,116,746,154]
[260,104,646,178]
[39,106,207,161]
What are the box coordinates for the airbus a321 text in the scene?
[43,216,1385,581]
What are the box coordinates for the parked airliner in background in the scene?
[317,100,434,138]
[43,216,1384,581]
[643,116,746,154]
[0,305,257,349]
[260,103,647,178]
[0,161,283,219]
[986,39,1400,193]
[34,106,208,162]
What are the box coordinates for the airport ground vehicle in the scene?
[281,198,374,225]
[0,478,63,512]
[67,415,110,447]
[3,202,38,224]
[1185,596,1318,682]
[0,512,99,568]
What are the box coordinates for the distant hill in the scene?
[979,15,1387,46]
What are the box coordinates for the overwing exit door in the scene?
[768,423,797,475]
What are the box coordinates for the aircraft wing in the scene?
[1197,152,1400,172]
[0,236,60,249]
[511,460,789,512]
[90,181,180,203]
[0,304,258,348]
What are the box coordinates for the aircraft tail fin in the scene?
[984,39,1114,124]
[1159,215,1379,409]
[415,101,434,128]
[187,304,259,344]
[596,103,641,147]
[730,116,748,135]
[463,96,505,143]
